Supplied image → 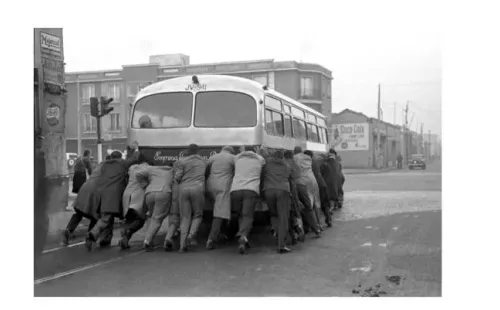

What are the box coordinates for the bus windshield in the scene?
[132,92,193,128]
[194,91,257,128]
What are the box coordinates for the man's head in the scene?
[272,149,284,159]
[83,149,91,157]
[294,146,303,154]
[284,150,294,160]
[329,148,337,156]
[186,144,199,156]
[110,151,122,159]
[304,150,314,158]
[105,155,111,161]
[222,145,235,154]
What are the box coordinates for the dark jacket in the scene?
[321,154,341,201]
[312,155,327,188]
[261,157,292,193]
[75,152,140,219]
[175,154,206,189]
[74,156,93,175]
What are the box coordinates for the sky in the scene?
[62,0,441,136]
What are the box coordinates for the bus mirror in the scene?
[259,99,263,105]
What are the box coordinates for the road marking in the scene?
[34,249,149,285]
[42,242,85,254]
[361,242,372,247]
[365,226,372,229]
[379,243,388,247]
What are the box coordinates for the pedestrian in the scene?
[262,149,293,253]
[230,145,265,254]
[72,149,93,194]
[336,154,345,208]
[140,163,175,251]
[175,144,207,252]
[85,143,141,251]
[293,146,322,237]
[205,145,236,250]
[321,149,342,211]
[62,155,111,246]
[306,150,332,227]
[397,153,403,169]
[118,154,150,250]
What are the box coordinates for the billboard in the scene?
[330,123,369,151]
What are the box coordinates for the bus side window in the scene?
[284,115,293,137]
[292,118,307,140]
[322,128,329,144]
[272,111,284,136]
[308,124,319,142]
[265,109,284,136]
[319,127,326,143]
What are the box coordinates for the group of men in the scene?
[63,142,345,255]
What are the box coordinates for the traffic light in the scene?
[90,97,99,117]
[100,97,114,116]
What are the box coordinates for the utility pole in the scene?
[404,101,409,164]
[420,123,424,154]
[76,81,82,156]
[376,83,381,168]
[428,130,432,161]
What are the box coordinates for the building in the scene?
[64,55,333,156]
[34,28,68,210]
[329,109,404,169]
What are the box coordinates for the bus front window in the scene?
[194,91,257,128]
[132,92,193,128]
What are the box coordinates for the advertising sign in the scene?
[40,32,63,61]
[330,123,369,151]
[42,57,64,86]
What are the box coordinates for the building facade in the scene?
[64,56,333,156]
[329,109,405,169]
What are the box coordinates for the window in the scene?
[284,115,293,137]
[132,92,193,128]
[291,106,305,118]
[80,84,95,105]
[327,81,331,98]
[253,75,267,86]
[306,113,317,123]
[194,91,257,127]
[83,113,97,132]
[292,118,307,140]
[108,113,121,131]
[300,77,313,97]
[307,124,319,142]
[319,127,328,144]
[322,78,326,98]
[265,96,282,111]
[321,128,329,144]
[265,109,284,136]
[107,83,121,102]
[317,118,327,127]
[127,83,140,97]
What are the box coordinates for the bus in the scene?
[129,74,329,164]
[128,75,329,214]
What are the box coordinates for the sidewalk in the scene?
[343,167,398,175]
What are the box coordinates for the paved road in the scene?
[34,161,442,297]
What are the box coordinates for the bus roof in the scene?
[134,74,327,119]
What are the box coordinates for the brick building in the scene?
[64,55,333,156]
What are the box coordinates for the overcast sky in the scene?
[63,0,441,136]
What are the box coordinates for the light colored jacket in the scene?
[230,151,265,194]
[137,166,174,195]
[294,153,319,192]
[175,154,206,188]
[207,149,236,193]
[122,163,149,217]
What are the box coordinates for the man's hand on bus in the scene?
[132,141,139,151]
[253,146,260,154]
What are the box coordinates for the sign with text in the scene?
[40,32,63,61]
[42,57,64,86]
[330,123,369,151]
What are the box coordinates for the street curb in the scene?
[344,168,398,175]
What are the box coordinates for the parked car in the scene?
[408,154,426,170]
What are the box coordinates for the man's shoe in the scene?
[164,239,174,252]
[61,229,70,247]
[118,229,130,250]
[206,239,215,250]
[238,236,248,255]
[144,242,155,252]
[85,234,94,252]
[278,247,291,254]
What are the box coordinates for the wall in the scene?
[330,111,372,168]
[274,70,300,99]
